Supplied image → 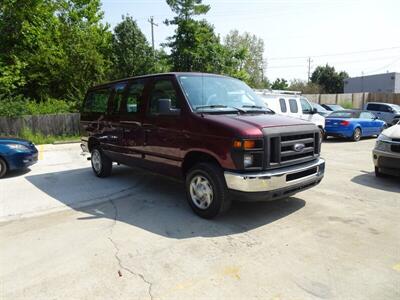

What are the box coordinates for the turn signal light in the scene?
[233,140,242,148]
[243,140,256,149]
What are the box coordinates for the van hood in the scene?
[382,124,400,138]
[203,113,315,136]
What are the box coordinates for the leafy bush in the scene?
[0,96,75,117]
[340,101,353,109]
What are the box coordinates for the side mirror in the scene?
[310,108,318,114]
[157,98,180,115]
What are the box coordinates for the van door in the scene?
[81,87,113,152]
[142,76,185,170]
[119,79,148,162]
[103,82,128,160]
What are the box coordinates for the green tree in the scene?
[165,0,228,73]
[271,78,288,90]
[224,30,266,88]
[289,79,321,94]
[0,0,111,105]
[110,15,155,79]
[310,64,348,93]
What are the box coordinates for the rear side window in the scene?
[289,99,298,113]
[279,98,287,112]
[84,89,110,113]
[126,80,146,113]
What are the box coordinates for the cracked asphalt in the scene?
[0,139,399,300]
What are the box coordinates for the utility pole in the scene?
[307,57,313,83]
[148,16,158,59]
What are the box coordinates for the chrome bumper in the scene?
[224,158,325,193]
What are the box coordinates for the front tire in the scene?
[375,167,384,177]
[185,163,231,219]
[91,147,112,178]
[352,128,362,142]
[0,158,7,178]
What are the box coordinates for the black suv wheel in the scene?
[0,158,7,178]
[185,162,231,219]
[91,147,112,178]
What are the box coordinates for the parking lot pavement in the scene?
[0,139,399,300]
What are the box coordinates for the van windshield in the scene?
[178,74,271,113]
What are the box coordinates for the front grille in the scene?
[391,144,400,153]
[265,130,320,169]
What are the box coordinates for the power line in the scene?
[268,46,400,61]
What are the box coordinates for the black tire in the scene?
[352,127,362,142]
[185,162,232,219]
[375,167,384,178]
[91,147,112,178]
[319,127,325,140]
[0,157,7,178]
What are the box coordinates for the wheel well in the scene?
[182,152,221,175]
[88,137,99,153]
[0,155,8,169]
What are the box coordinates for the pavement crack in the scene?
[108,237,154,300]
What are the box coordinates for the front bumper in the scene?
[7,151,38,170]
[373,149,400,176]
[224,158,325,194]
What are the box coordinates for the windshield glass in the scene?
[389,104,400,112]
[328,111,357,118]
[178,74,269,112]
[312,103,328,112]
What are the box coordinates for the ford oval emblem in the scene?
[293,143,306,152]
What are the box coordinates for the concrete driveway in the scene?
[0,139,399,299]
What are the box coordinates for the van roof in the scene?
[88,72,228,90]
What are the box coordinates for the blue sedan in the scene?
[0,138,38,178]
[325,110,386,142]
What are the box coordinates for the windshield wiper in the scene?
[242,105,275,114]
[195,105,246,113]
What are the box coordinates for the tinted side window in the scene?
[300,98,312,113]
[289,99,298,113]
[149,79,179,115]
[279,98,287,112]
[112,83,127,113]
[367,104,381,111]
[126,80,146,113]
[84,89,110,113]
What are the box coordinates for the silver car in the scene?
[365,102,400,126]
[373,121,400,177]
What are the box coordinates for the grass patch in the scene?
[18,128,80,145]
[340,101,353,109]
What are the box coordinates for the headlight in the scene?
[7,144,30,152]
[243,154,253,168]
[375,134,391,151]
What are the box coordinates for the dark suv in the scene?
[81,73,325,218]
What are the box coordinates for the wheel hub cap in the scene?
[92,151,102,173]
[190,175,214,210]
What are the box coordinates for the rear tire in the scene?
[91,147,112,178]
[185,162,232,219]
[352,128,361,142]
[0,158,7,178]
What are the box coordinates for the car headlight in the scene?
[7,144,30,152]
[375,134,391,151]
[243,154,254,168]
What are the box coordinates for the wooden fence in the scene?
[303,92,400,108]
[0,113,80,136]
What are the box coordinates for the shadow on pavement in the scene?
[3,168,31,179]
[323,136,377,143]
[26,165,305,239]
[351,170,400,193]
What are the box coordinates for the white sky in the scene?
[101,0,400,81]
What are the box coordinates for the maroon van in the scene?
[81,73,325,218]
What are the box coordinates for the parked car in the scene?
[325,110,386,141]
[321,104,345,111]
[0,138,38,178]
[311,102,331,117]
[373,121,400,177]
[81,73,325,218]
[255,90,325,137]
[364,102,400,126]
